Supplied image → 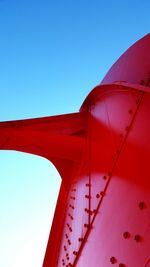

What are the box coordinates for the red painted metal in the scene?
[0,34,150,267]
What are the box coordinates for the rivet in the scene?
[64,245,67,251]
[73,251,78,255]
[110,256,117,264]
[69,205,74,210]
[139,201,145,210]
[68,239,71,245]
[86,183,91,187]
[70,196,75,200]
[134,234,142,242]
[85,195,91,199]
[65,234,68,239]
[78,237,83,242]
[69,227,72,232]
[96,193,100,198]
[68,213,74,220]
[123,231,130,239]
[84,223,89,228]
[119,264,126,267]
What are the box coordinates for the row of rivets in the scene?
[118,94,142,145]
[62,258,65,265]
[62,182,89,266]
[96,191,105,198]
[97,99,142,267]
[94,105,131,264]
[62,189,75,263]
[66,253,69,260]
[87,92,143,267]
[123,232,142,242]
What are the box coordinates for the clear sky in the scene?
[0,1,150,266]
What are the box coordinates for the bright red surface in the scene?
[0,34,150,267]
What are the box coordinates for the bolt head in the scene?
[110,256,117,264]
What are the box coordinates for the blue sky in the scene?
[0,1,150,266]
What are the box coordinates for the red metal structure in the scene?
[0,34,150,267]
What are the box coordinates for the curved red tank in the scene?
[0,34,150,267]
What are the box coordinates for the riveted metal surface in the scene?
[57,176,90,266]
[76,91,150,267]
[57,153,91,266]
[1,35,150,267]
[45,34,150,267]
[89,88,143,217]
